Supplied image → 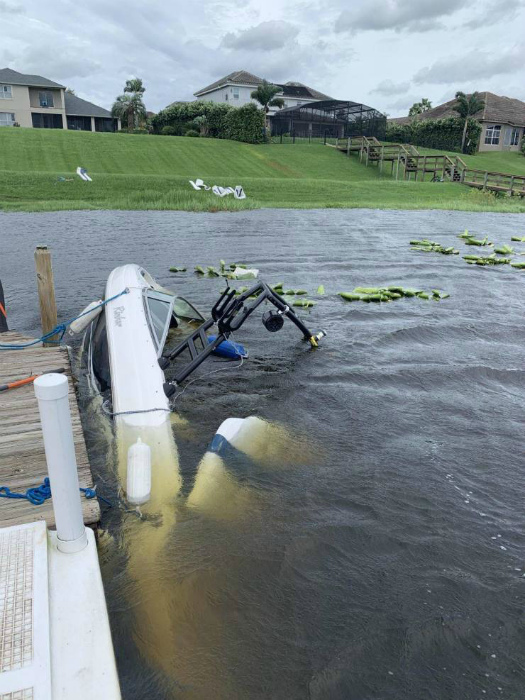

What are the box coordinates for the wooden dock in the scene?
[336,136,525,196]
[0,331,100,529]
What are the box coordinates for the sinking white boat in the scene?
[84,264,324,505]
[85,264,204,504]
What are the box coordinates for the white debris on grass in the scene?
[76,166,92,181]
[189,180,246,199]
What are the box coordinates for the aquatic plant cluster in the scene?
[410,239,459,255]
[411,229,525,268]
[169,263,319,307]
[339,287,449,303]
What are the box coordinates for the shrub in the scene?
[386,117,481,154]
[151,101,231,136]
[160,125,179,136]
[185,129,200,137]
[223,103,266,143]
[520,136,525,156]
[151,100,265,143]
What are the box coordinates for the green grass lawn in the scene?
[1,128,524,213]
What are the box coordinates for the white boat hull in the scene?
[103,265,181,503]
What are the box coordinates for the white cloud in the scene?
[336,0,471,34]
[371,80,411,96]
[413,44,525,84]
[462,0,523,28]
[222,20,299,51]
[20,45,101,80]
[0,1,24,13]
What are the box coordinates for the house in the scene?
[0,68,120,131]
[193,70,333,113]
[389,92,525,152]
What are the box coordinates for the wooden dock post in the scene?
[35,246,58,346]
[0,278,7,333]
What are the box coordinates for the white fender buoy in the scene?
[68,300,103,335]
[126,437,152,505]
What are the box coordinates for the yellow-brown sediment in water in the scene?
[187,452,253,520]
[106,415,314,696]
[115,418,182,684]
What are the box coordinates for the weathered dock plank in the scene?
[0,331,100,528]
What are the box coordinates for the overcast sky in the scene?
[1,0,524,116]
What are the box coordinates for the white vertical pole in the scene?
[34,373,88,553]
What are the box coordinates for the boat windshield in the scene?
[173,296,205,322]
[144,290,175,356]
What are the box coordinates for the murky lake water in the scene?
[2,208,525,699]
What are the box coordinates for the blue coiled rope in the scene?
[0,477,112,507]
[0,288,129,350]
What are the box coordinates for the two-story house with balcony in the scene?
[193,70,333,114]
[0,68,120,131]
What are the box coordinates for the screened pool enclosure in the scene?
[271,99,386,140]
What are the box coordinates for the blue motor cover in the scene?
[208,335,248,359]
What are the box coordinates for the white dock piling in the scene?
[34,373,88,553]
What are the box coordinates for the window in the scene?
[484,124,501,145]
[224,93,228,101]
[503,127,519,146]
[31,113,63,129]
[0,112,15,126]
[0,85,12,99]
[233,87,239,99]
[67,116,91,131]
[95,117,117,132]
[39,91,54,107]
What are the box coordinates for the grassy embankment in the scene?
[0,128,524,213]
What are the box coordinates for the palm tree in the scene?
[193,115,209,137]
[111,93,146,132]
[453,91,485,153]
[251,80,285,131]
[124,78,145,96]
[409,98,432,118]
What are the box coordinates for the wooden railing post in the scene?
[34,246,58,346]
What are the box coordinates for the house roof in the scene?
[277,81,333,101]
[194,70,334,101]
[0,67,65,89]
[389,92,525,127]
[64,92,112,118]
[195,70,265,95]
